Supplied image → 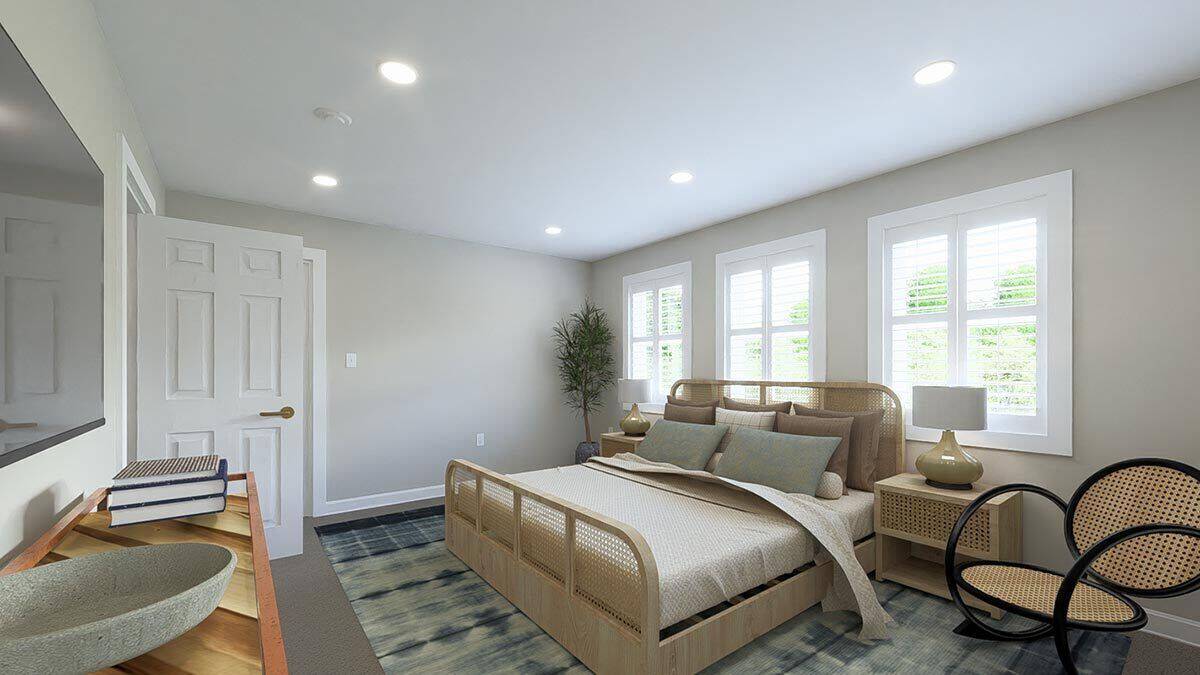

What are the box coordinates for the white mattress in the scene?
[510,464,875,626]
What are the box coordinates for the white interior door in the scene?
[137,214,304,558]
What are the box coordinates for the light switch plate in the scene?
[476,433,485,447]
[345,352,357,368]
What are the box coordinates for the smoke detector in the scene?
[313,107,352,126]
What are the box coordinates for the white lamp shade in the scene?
[912,386,987,431]
[617,378,653,406]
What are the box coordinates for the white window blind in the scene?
[622,262,691,403]
[868,171,1072,455]
[717,231,825,396]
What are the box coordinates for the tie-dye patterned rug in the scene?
[316,507,1130,674]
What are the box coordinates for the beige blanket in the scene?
[588,454,892,640]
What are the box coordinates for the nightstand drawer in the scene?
[878,489,992,555]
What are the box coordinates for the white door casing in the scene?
[137,214,303,558]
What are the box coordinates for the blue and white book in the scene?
[109,493,227,527]
[108,459,228,508]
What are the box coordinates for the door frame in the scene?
[303,247,329,517]
[119,134,156,470]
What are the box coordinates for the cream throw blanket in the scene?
[587,453,893,640]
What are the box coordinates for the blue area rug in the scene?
[316,508,1130,674]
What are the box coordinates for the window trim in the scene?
[867,171,1072,456]
[715,230,827,384]
[621,261,692,410]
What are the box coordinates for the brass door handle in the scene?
[259,406,295,419]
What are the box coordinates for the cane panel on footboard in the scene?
[446,460,658,669]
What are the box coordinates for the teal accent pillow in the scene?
[635,420,729,470]
[714,427,841,495]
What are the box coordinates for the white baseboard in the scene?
[314,483,444,518]
[1144,609,1200,647]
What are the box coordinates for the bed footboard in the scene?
[445,460,661,673]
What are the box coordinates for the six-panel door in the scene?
[137,214,303,558]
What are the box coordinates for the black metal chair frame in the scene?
[943,458,1200,674]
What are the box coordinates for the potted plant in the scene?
[553,300,616,463]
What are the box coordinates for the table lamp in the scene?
[617,379,653,436]
[912,385,987,490]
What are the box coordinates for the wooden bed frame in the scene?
[445,379,904,674]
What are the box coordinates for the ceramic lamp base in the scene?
[620,402,651,436]
[915,430,983,490]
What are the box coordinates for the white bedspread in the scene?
[510,454,891,639]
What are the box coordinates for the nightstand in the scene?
[874,473,1022,619]
[599,431,646,457]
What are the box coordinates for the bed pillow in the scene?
[713,407,776,453]
[815,472,843,500]
[664,402,715,425]
[776,413,854,494]
[714,428,841,496]
[720,397,792,415]
[634,420,728,470]
[666,395,718,407]
[792,406,884,491]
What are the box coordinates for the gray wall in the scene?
[591,79,1200,622]
[0,0,164,563]
[166,192,591,502]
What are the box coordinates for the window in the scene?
[716,231,826,397]
[868,171,1072,455]
[622,262,691,406]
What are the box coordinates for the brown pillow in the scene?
[720,397,792,415]
[793,406,884,491]
[664,402,715,425]
[667,395,719,408]
[776,413,854,494]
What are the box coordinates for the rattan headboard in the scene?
[668,379,906,482]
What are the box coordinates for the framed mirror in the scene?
[0,25,104,469]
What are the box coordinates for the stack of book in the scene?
[109,455,229,527]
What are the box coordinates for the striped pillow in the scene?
[713,407,776,454]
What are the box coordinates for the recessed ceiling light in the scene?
[312,174,338,187]
[544,226,563,235]
[913,60,955,86]
[379,61,419,85]
[669,171,694,184]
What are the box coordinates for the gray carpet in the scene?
[269,502,1198,674]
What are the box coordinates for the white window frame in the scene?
[621,261,692,411]
[867,171,1072,456]
[715,230,827,383]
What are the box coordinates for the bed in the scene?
[445,379,904,674]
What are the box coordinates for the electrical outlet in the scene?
[608,427,615,433]
[476,433,485,447]
[345,352,358,368]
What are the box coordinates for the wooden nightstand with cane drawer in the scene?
[874,473,1022,619]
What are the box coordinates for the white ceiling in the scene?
[95,1,1200,261]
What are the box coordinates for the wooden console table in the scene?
[0,472,286,674]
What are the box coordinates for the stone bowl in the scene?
[0,542,236,674]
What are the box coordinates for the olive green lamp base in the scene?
[915,430,983,490]
[620,403,651,436]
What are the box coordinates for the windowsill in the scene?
[639,404,664,415]
[906,425,1070,457]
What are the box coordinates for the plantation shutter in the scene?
[625,269,689,402]
[883,199,1045,434]
[722,249,816,399]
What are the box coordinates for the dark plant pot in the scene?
[575,442,600,464]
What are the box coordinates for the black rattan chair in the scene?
[944,458,1200,674]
